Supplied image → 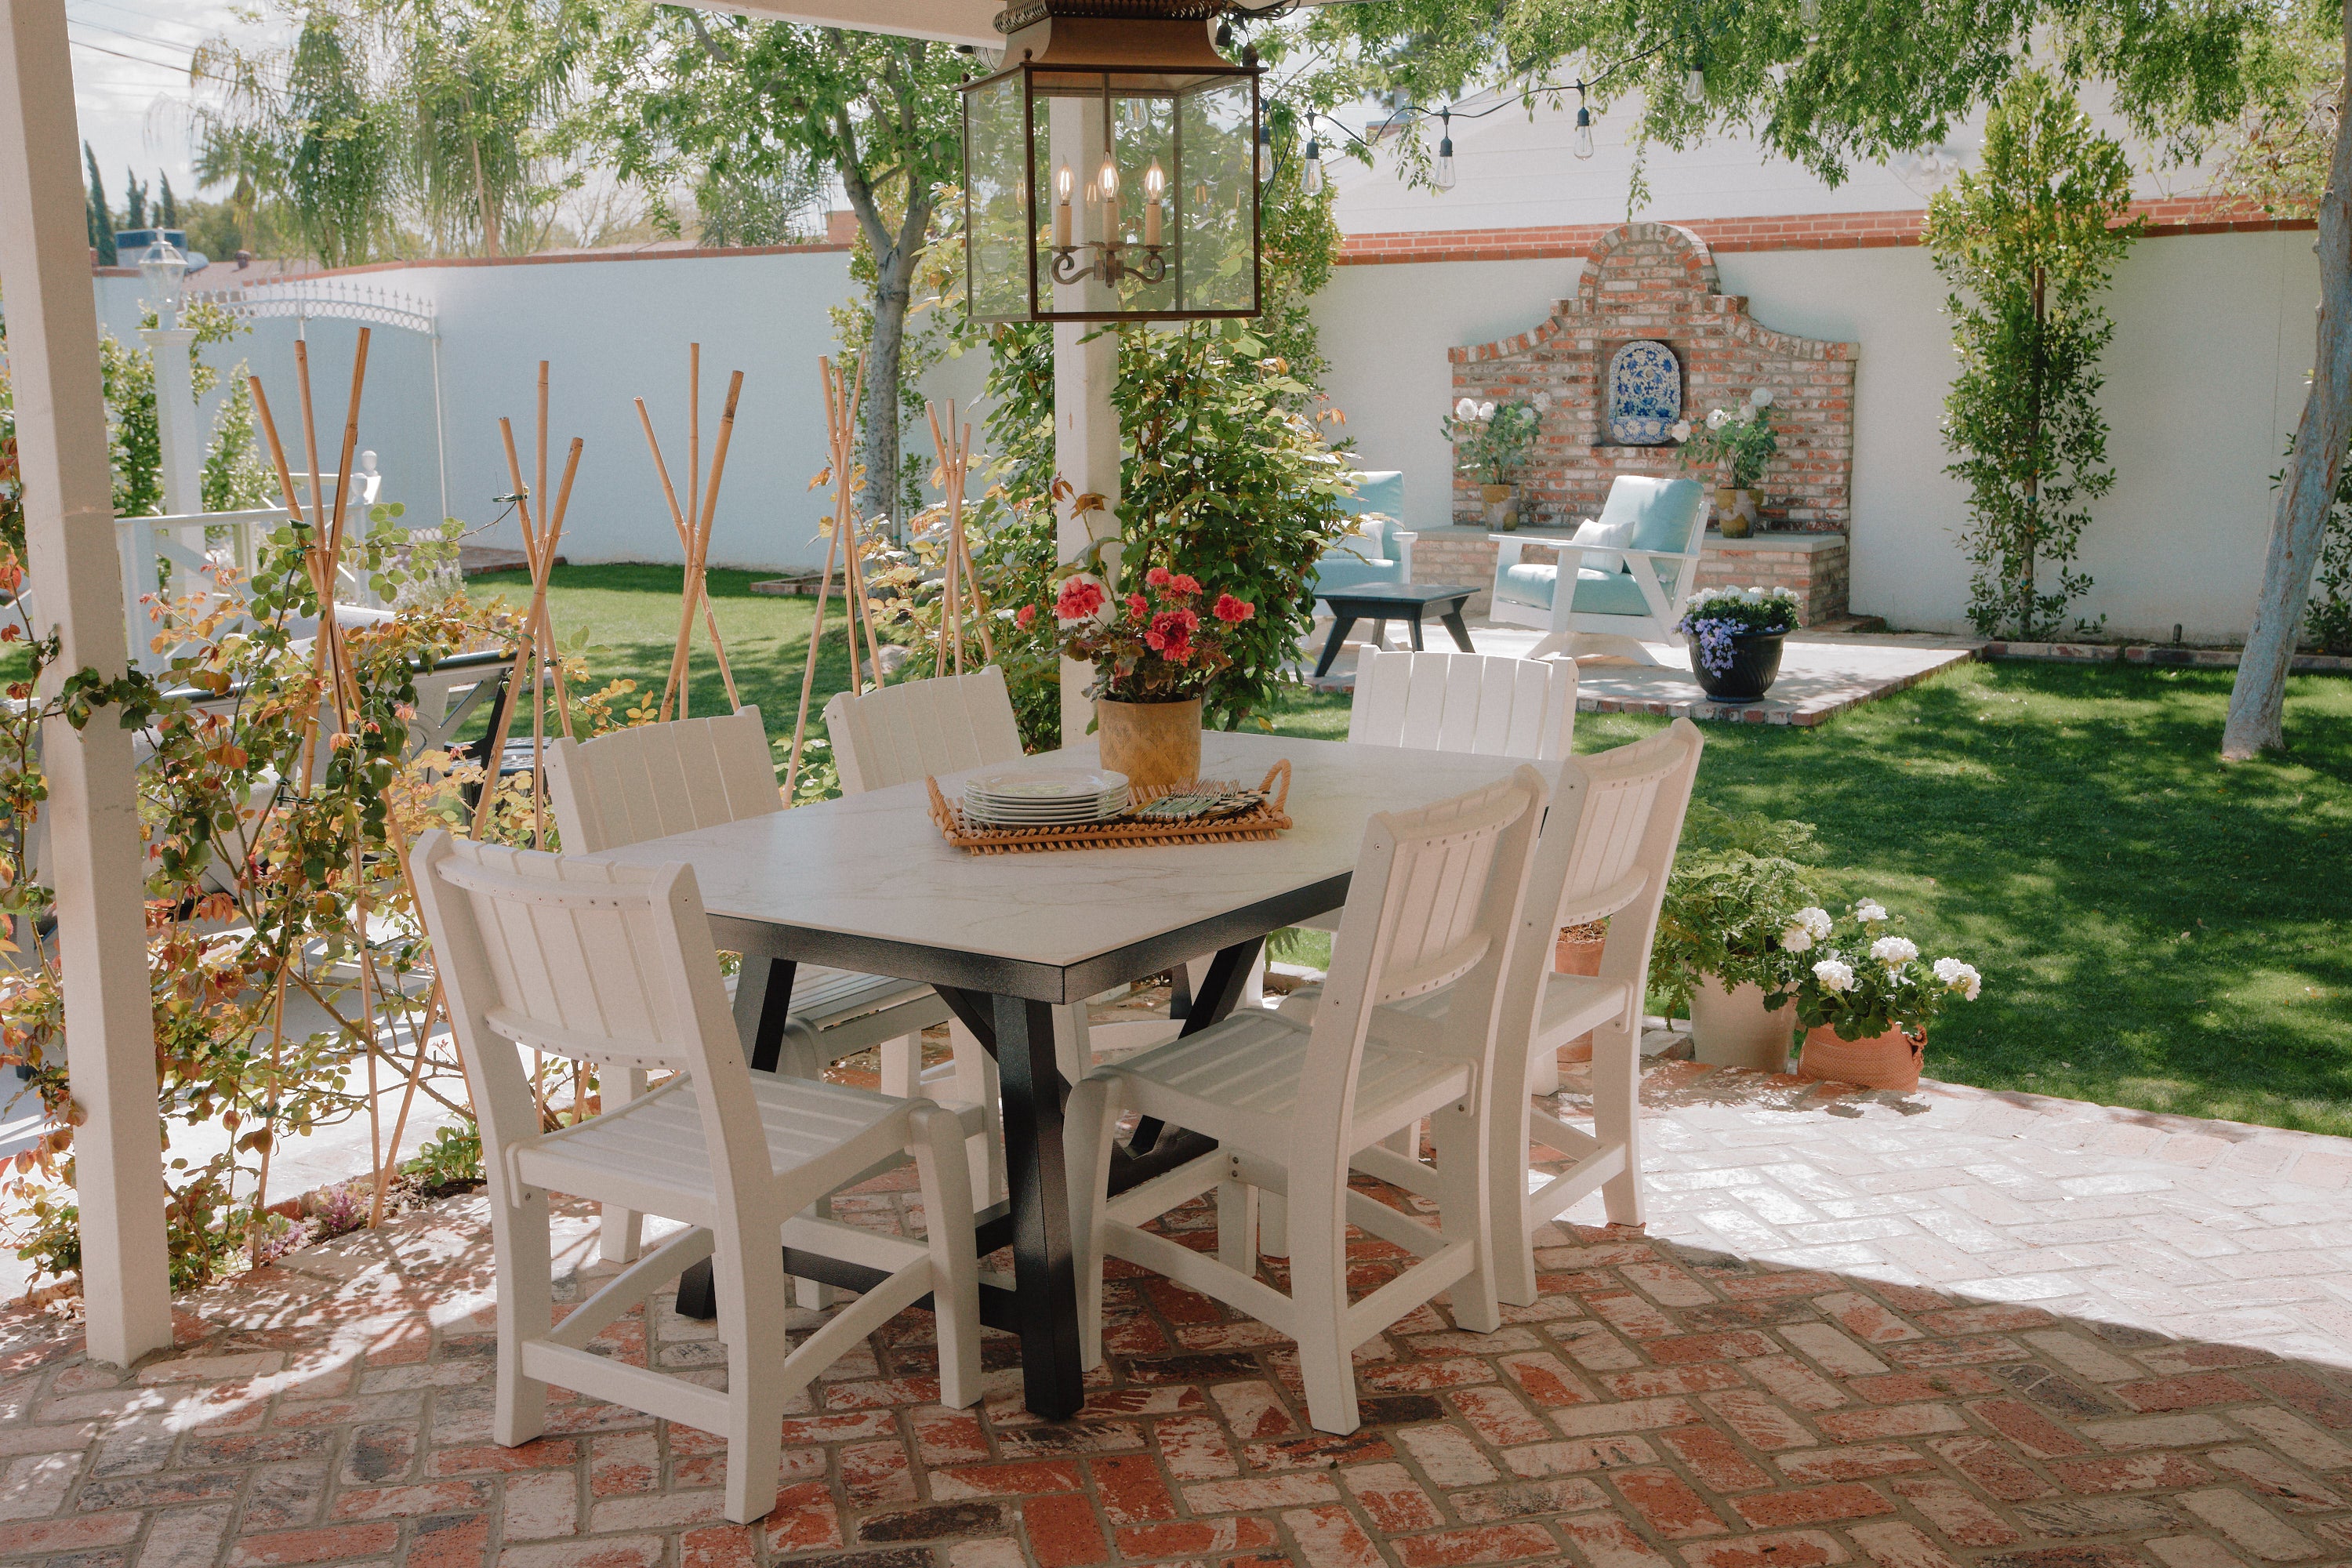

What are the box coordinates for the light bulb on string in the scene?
[1574,103,1595,160]
[1301,131,1324,195]
[1433,107,1457,191]
[1683,67,1707,103]
[1257,122,1275,183]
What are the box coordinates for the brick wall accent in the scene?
[1449,222,1857,532]
[1410,526,1849,625]
[1340,194,2307,265]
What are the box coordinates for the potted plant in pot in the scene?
[1784,899,1984,1091]
[1679,586,1800,702]
[1650,808,1824,1070]
[1673,387,1777,537]
[1444,394,1544,530]
[1040,564,1255,789]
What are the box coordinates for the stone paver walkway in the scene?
[5,1062,2351,1568]
[1301,626,1984,727]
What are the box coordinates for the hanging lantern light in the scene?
[1432,107,1457,191]
[960,0,1265,324]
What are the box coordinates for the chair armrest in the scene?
[1391,530,1417,581]
[1491,536,1530,568]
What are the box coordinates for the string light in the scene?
[1683,67,1707,103]
[1574,88,1595,159]
[1433,107,1457,191]
[1257,122,1275,183]
[1301,131,1324,194]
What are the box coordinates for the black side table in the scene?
[1311,583,1479,677]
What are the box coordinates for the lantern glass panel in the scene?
[1174,74,1254,314]
[964,69,1034,322]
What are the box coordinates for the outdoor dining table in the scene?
[590,729,1544,1419]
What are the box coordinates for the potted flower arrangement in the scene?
[1034,564,1255,789]
[1444,394,1545,530]
[1673,387,1777,537]
[1784,900,1984,1091]
[1650,808,1824,1070]
[1679,586,1799,702]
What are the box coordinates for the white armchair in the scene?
[1488,475,1708,664]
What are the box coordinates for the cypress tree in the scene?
[84,142,115,263]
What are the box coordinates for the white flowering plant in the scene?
[1677,586,1800,677]
[1443,394,1545,486]
[1675,387,1779,489]
[1648,805,1824,1017]
[1785,899,1984,1040]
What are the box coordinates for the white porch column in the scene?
[140,324,204,516]
[0,0,174,1364]
[1051,94,1122,741]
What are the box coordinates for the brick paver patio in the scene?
[6,1060,2352,1568]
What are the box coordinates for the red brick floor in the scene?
[5,1060,2352,1566]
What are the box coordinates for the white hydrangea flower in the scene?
[1794,906,1832,938]
[1871,935,1919,965]
[1670,419,1693,441]
[1780,925,1814,953]
[1707,407,1731,430]
[1477,401,1497,421]
[1454,397,1479,422]
[1934,957,1982,1000]
[1813,958,1856,993]
[1855,900,1889,924]
[1750,387,1775,408]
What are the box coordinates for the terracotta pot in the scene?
[1552,923,1608,1063]
[1796,1022,1926,1091]
[1481,482,1519,532]
[1715,485,1755,539]
[1095,696,1202,791]
[1689,976,1798,1072]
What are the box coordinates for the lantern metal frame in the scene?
[960,44,1265,325]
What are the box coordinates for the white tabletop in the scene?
[593,731,1539,987]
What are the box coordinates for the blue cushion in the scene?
[1599,475,1706,556]
[1494,561,1661,618]
[1343,471,1404,518]
[1314,554,1408,597]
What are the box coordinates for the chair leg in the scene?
[880,1032,921,1099]
[1490,1069,1542,1312]
[597,1068,648,1265]
[1216,1168,1258,1274]
[911,1102,985,1409]
[1288,1181,1360,1436]
[1594,1013,1646,1227]
[712,1241,790,1524]
[948,1022,1005,1205]
[492,1184,552,1448]
[795,1198,838,1310]
[1258,1192,1289,1255]
[1064,1076,1118,1373]
[1431,1094,1500,1334]
[1529,1043,1561,1097]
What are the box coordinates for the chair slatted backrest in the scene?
[1553,720,1703,928]
[826,666,1023,796]
[546,706,780,854]
[1349,651,1577,761]
[1298,767,1549,1134]
[410,829,768,1229]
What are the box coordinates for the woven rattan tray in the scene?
[927,760,1292,855]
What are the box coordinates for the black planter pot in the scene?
[1692,630,1787,702]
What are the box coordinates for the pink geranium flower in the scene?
[1167,573,1202,597]
[1212,593,1254,624]
[1054,577,1105,621]
[1144,566,1173,588]
[1015,604,1037,630]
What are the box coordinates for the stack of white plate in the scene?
[961,767,1130,828]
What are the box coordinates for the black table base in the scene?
[672,937,1265,1421]
[1312,586,1479,677]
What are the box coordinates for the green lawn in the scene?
[514,564,2352,1139]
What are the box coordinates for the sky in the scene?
[66,0,275,223]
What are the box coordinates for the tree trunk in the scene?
[862,263,907,531]
[470,136,501,258]
[2223,0,2352,757]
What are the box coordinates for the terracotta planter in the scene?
[1689,975,1797,1072]
[1095,696,1202,791]
[1714,485,1755,539]
[1481,482,1519,531]
[1796,1022,1926,1091]
[1552,922,1608,1063]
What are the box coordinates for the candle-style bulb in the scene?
[1055,159,1073,202]
[1144,158,1166,199]
[1097,152,1120,204]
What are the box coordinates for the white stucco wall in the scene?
[1308,230,2319,642]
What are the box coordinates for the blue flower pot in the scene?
[1693,630,1785,702]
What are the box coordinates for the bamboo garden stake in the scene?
[924,397,993,675]
[786,354,894,801]
[648,353,746,722]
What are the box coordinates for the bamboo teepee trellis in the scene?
[785,356,891,802]
[924,397,994,677]
[634,345,746,723]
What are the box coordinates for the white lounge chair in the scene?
[1488,475,1708,664]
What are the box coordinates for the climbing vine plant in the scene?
[1924,68,2138,641]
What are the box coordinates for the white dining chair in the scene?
[1337,720,1704,1306]
[544,706,986,1254]
[1348,648,1579,761]
[1067,765,1550,1435]
[408,829,983,1524]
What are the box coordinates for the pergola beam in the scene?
[0,0,173,1365]
[674,0,1001,47]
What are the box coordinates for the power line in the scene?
[69,34,245,89]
